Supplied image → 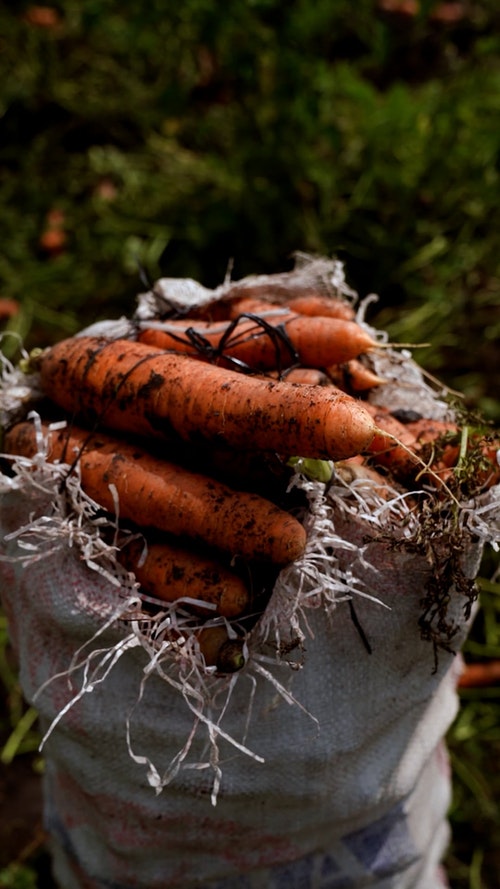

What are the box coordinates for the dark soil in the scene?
[0,756,44,868]
[0,752,55,884]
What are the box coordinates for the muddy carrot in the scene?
[37,336,378,460]
[137,317,281,369]
[3,420,307,565]
[263,367,330,386]
[139,306,377,370]
[118,536,251,618]
[334,456,394,496]
[164,623,246,672]
[286,292,356,321]
[403,421,500,489]
[363,410,499,490]
[326,360,386,393]
[401,417,459,481]
[223,297,378,367]
[363,404,420,477]
[195,625,246,672]
[225,288,356,321]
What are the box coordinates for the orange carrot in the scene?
[326,360,386,393]
[118,535,251,618]
[222,297,378,367]
[37,336,378,461]
[260,367,330,386]
[4,420,307,565]
[458,660,500,688]
[195,625,245,671]
[403,421,500,489]
[402,417,459,482]
[0,298,20,321]
[334,457,393,497]
[161,623,246,672]
[139,304,377,370]
[221,280,348,305]
[188,283,355,323]
[475,440,500,487]
[286,292,356,321]
[225,287,356,321]
[137,317,280,368]
[405,417,458,444]
[363,404,420,477]
[363,410,500,490]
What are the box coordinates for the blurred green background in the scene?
[1,1,500,887]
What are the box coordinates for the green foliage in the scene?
[0,1,499,419]
[0,616,41,763]
[0,863,40,889]
[446,581,500,888]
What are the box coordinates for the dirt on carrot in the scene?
[3,420,307,566]
[36,336,378,460]
[118,534,251,618]
[223,297,378,367]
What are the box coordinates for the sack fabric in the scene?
[0,476,486,889]
[1,259,498,888]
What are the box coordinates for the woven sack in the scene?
[1,258,499,888]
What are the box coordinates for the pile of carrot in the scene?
[3,279,500,671]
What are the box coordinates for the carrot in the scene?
[363,404,420,477]
[137,319,239,357]
[363,408,469,489]
[37,336,378,461]
[401,421,500,489]
[142,322,329,386]
[160,623,246,672]
[0,298,20,321]
[118,535,251,618]
[363,410,500,490]
[188,282,355,323]
[222,297,378,367]
[405,417,458,444]
[137,317,285,369]
[224,287,356,321]
[325,360,386,393]
[286,292,356,321]
[401,417,459,482]
[458,660,500,689]
[334,456,394,496]
[474,440,500,487]
[220,280,348,306]
[138,304,377,370]
[195,625,246,671]
[262,367,330,386]
[4,420,307,565]
[363,406,454,479]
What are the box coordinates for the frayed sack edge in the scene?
[1,413,500,803]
